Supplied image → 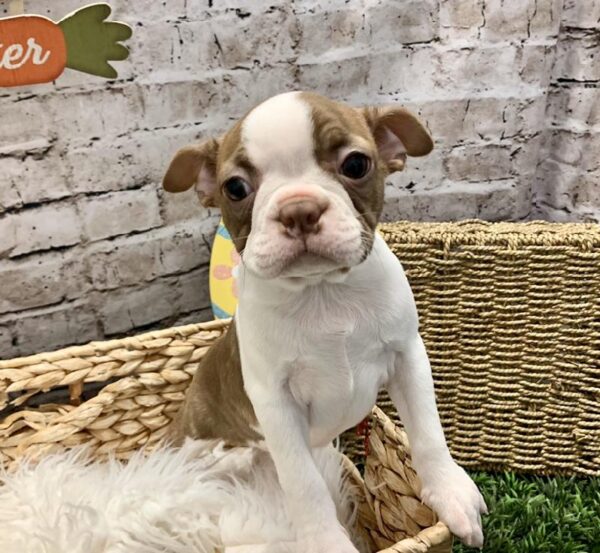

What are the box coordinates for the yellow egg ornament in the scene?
[209,220,240,319]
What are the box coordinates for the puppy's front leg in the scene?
[247,382,359,553]
[387,333,487,548]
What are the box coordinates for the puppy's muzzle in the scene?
[278,196,329,238]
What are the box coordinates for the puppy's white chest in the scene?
[237,235,417,446]
[286,297,395,446]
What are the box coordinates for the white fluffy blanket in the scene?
[0,440,364,553]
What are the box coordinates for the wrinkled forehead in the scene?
[242,92,313,175]
[218,92,374,176]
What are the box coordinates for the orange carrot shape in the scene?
[0,3,132,88]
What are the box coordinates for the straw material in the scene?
[0,220,598,549]
[0,317,450,551]
[0,319,231,467]
[347,220,599,477]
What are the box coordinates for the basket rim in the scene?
[378,219,600,247]
[0,318,232,369]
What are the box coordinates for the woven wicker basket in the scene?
[0,220,598,549]
[0,318,451,552]
[344,221,600,477]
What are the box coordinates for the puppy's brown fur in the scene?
[163,94,432,447]
[169,320,260,446]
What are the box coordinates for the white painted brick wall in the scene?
[0,0,598,359]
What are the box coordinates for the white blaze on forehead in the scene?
[242,92,315,176]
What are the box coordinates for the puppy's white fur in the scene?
[0,441,365,553]
[234,92,486,550]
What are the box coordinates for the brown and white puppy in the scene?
[164,92,486,551]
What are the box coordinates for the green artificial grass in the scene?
[453,471,600,553]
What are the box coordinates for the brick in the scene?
[514,95,549,136]
[0,181,22,213]
[216,65,297,117]
[562,0,600,28]
[208,9,297,68]
[100,279,179,335]
[67,126,205,195]
[0,214,17,258]
[88,235,159,290]
[547,130,600,172]
[366,0,438,46]
[439,0,484,41]
[381,179,529,222]
[121,0,186,22]
[533,203,599,223]
[126,20,188,80]
[10,301,100,357]
[527,0,562,39]
[422,97,523,147]
[470,0,559,43]
[292,0,359,13]
[0,0,599,358]
[548,86,600,132]
[385,148,446,196]
[22,0,92,20]
[463,98,521,141]
[45,86,143,142]
[79,186,161,242]
[415,100,468,147]
[158,220,216,275]
[480,0,532,42]
[435,45,522,95]
[295,8,370,58]
[0,98,53,150]
[138,80,216,129]
[546,86,600,132]
[0,324,14,360]
[510,134,544,177]
[535,159,600,212]
[2,151,71,205]
[553,31,600,82]
[161,187,221,227]
[87,220,214,290]
[518,44,556,88]
[0,251,88,314]
[445,144,513,181]
[8,202,83,257]
[172,307,214,327]
[366,47,439,100]
[175,266,211,314]
[186,1,289,20]
[139,11,296,79]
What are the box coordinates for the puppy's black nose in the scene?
[278,198,326,235]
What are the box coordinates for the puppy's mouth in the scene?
[278,252,349,278]
[244,226,374,280]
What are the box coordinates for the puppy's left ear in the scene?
[361,106,433,172]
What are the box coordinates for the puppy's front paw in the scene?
[419,460,487,548]
[302,529,360,553]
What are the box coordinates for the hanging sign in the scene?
[0,3,132,87]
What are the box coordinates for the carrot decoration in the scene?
[0,3,132,88]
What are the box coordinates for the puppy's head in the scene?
[163,92,432,280]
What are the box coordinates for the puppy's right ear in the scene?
[162,139,219,207]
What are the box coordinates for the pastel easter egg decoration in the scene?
[209,221,241,319]
[0,3,132,88]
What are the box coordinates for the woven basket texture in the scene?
[0,220,597,549]
[0,220,598,477]
[366,220,598,477]
[0,315,451,551]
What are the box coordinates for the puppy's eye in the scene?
[223,177,252,201]
[340,152,371,180]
